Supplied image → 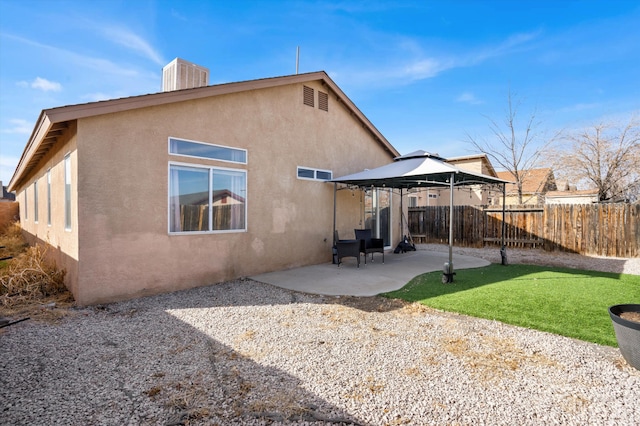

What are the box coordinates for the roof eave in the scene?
[8,71,400,191]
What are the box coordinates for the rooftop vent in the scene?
[162,58,209,92]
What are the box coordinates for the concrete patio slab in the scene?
[251,249,490,296]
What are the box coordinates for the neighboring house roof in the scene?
[9,71,399,191]
[545,189,599,198]
[496,168,556,195]
[446,154,499,177]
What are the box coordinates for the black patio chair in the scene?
[334,231,360,268]
[354,229,384,264]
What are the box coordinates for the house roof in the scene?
[546,189,599,198]
[446,153,498,177]
[9,71,399,191]
[496,168,554,194]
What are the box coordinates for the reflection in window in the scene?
[169,164,246,233]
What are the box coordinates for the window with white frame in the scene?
[169,137,247,164]
[297,166,332,181]
[33,181,39,223]
[47,169,51,226]
[64,154,71,230]
[169,163,247,233]
[24,190,28,220]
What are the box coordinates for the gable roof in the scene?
[9,71,399,191]
[546,189,599,198]
[446,153,498,177]
[496,168,555,194]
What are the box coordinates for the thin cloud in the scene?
[2,119,32,134]
[4,33,140,77]
[171,9,188,21]
[100,26,165,66]
[334,30,542,88]
[456,92,483,105]
[31,77,62,92]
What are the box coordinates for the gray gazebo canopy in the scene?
[330,150,512,281]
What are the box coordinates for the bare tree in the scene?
[552,116,640,202]
[465,90,560,204]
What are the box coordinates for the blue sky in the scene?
[1,0,639,185]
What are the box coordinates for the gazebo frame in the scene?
[331,151,511,282]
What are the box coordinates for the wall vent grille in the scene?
[303,85,314,107]
[318,91,328,111]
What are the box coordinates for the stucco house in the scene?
[407,154,499,207]
[8,65,400,305]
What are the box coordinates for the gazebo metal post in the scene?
[400,188,403,243]
[447,172,455,281]
[500,182,508,265]
[333,183,337,245]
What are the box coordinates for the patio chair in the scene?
[334,231,360,268]
[354,229,384,264]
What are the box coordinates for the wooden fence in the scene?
[408,203,640,258]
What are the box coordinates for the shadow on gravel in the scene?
[1,280,371,425]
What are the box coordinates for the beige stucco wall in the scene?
[13,123,80,295]
[68,81,396,304]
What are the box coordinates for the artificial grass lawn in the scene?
[383,263,640,347]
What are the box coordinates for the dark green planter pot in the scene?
[609,304,640,371]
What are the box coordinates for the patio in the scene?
[251,248,490,296]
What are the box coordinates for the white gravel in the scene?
[1,248,639,425]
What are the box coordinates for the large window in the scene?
[169,164,246,233]
[64,154,71,230]
[169,137,247,164]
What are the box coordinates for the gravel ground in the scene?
[1,248,639,425]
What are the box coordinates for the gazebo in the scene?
[331,150,511,282]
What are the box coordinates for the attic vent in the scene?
[303,85,314,107]
[318,91,328,111]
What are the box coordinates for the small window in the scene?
[33,181,38,223]
[297,166,332,181]
[303,85,314,107]
[169,137,247,164]
[318,91,328,111]
[428,193,438,199]
[316,170,332,180]
[297,168,315,179]
[47,169,51,226]
[64,154,71,230]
